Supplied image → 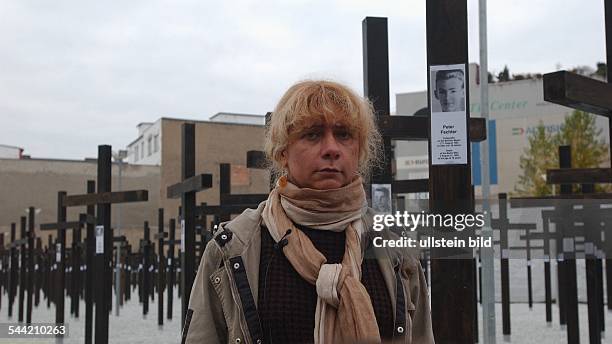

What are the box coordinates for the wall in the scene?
[0,158,160,248]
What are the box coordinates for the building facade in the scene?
[126,112,266,166]
[0,144,24,159]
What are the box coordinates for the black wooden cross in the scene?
[25,207,36,325]
[84,180,95,344]
[166,218,178,320]
[542,2,612,333]
[7,222,17,318]
[139,221,153,317]
[39,192,89,328]
[510,146,609,343]
[0,232,5,312]
[489,193,537,336]
[17,216,26,324]
[154,208,166,326]
[363,10,483,340]
[60,146,148,344]
[151,211,181,323]
[165,123,213,325]
[34,237,42,308]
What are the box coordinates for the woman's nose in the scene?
[321,131,341,159]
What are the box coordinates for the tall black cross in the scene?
[155,208,166,326]
[362,8,483,340]
[490,193,537,336]
[60,146,148,344]
[25,207,35,325]
[542,1,612,323]
[40,193,89,328]
[165,123,212,325]
[18,216,26,324]
[140,221,153,317]
[7,222,17,318]
[511,146,611,343]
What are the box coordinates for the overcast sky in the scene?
[0,1,607,160]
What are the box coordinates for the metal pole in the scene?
[479,0,496,343]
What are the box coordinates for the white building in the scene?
[127,121,162,165]
[0,144,24,159]
[125,112,265,165]
[395,63,609,196]
[210,112,265,125]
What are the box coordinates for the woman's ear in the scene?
[280,150,288,168]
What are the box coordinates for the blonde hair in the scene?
[264,80,382,180]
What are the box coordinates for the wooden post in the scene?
[426,1,475,342]
[558,145,579,344]
[26,207,35,324]
[581,183,602,344]
[142,221,151,317]
[18,216,26,323]
[165,123,212,325]
[167,218,176,320]
[8,222,16,318]
[606,0,612,314]
[95,145,112,344]
[499,194,511,335]
[85,180,95,344]
[158,208,165,326]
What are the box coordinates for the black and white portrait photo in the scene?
[430,65,466,113]
[372,184,392,213]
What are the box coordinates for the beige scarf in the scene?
[261,176,381,344]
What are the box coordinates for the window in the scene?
[154,134,159,153]
[141,142,144,159]
[134,146,139,162]
[147,136,152,156]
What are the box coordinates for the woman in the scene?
[182,80,434,344]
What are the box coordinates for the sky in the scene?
[0,0,607,160]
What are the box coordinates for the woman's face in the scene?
[282,120,359,190]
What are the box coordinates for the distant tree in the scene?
[514,110,609,196]
[595,62,607,79]
[514,122,558,196]
[497,65,510,82]
[556,110,608,169]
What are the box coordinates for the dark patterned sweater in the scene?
[257,224,393,344]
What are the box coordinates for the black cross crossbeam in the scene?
[543,71,612,117]
[154,232,168,240]
[547,167,612,184]
[167,174,213,199]
[510,193,612,208]
[392,179,429,194]
[113,236,127,243]
[40,221,83,231]
[62,190,148,207]
[492,241,545,251]
[218,163,268,207]
[490,219,536,231]
[8,238,28,248]
[377,116,487,142]
[541,208,612,222]
[246,150,267,169]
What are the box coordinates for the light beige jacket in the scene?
[182,202,434,344]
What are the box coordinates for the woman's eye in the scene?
[336,130,352,140]
[304,131,320,140]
